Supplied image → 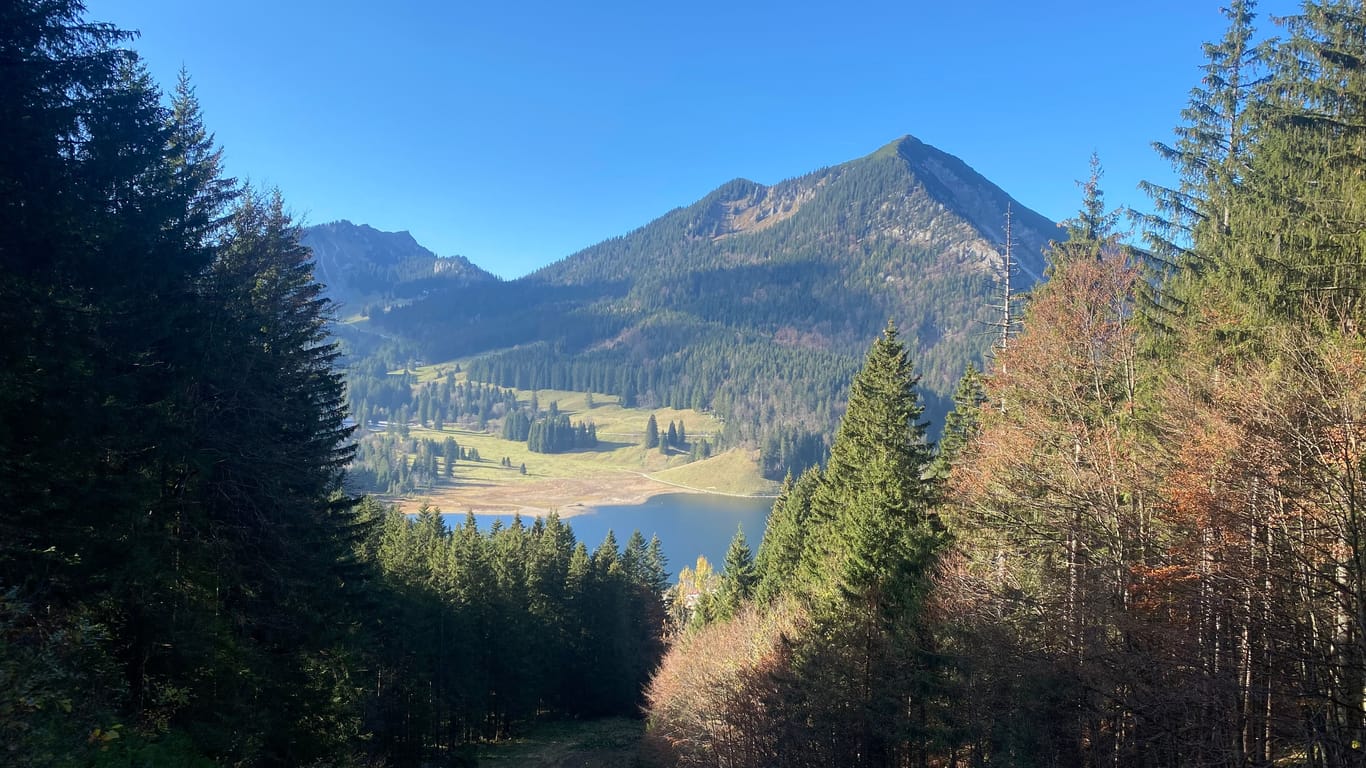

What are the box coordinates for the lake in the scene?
[440,492,775,580]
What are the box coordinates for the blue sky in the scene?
[90,1,1297,279]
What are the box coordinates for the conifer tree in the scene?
[1138,0,1263,335]
[644,414,660,448]
[1049,154,1123,270]
[793,321,944,767]
[1141,0,1261,266]
[645,534,670,594]
[715,525,756,619]
[802,321,939,606]
[754,468,820,604]
[166,69,235,256]
[1248,0,1366,326]
[931,364,987,479]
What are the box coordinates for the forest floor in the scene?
[378,370,780,515]
[475,718,645,767]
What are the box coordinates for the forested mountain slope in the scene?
[369,136,1056,467]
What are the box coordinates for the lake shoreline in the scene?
[437,492,776,576]
[385,470,776,519]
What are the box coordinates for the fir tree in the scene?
[645,534,670,594]
[1138,0,1263,332]
[803,320,939,606]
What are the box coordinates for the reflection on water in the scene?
[439,493,774,581]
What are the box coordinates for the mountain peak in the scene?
[374,135,1059,442]
[533,134,1051,287]
[313,219,424,253]
[301,221,496,308]
[870,134,924,159]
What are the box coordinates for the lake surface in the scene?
[440,492,775,580]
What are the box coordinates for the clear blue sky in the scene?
[89,1,1297,279]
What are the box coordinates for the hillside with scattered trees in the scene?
[9,1,1366,767]
[643,3,1366,765]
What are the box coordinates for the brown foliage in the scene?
[643,601,805,768]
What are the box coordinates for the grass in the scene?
[372,362,781,511]
[653,448,777,496]
[474,717,644,768]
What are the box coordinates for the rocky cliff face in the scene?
[302,220,496,311]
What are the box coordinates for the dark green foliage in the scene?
[503,408,532,440]
[647,324,948,767]
[0,4,372,762]
[346,377,518,489]
[931,363,986,478]
[644,413,660,448]
[1138,0,1261,286]
[364,508,668,761]
[347,367,516,437]
[714,526,756,620]
[761,426,830,480]
[783,324,946,761]
[526,413,598,453]
[0,5,670,765]
[798,322,942,623]
[753,468,821,604]
[1049,154,1126,271]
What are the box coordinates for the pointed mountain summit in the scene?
[370,135,1056,474]
[302,220,496,311]
[531,135,1051,287]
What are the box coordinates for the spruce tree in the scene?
[1138,0,1263,334]
[1141,0,1260,264]
[644,414,660,448]
[803,320,939,608]
[715,525,756,619]
[754,468,821,603]
[1049,154,1123,270]
[645,534,670,594]
[793,321,945,767]
[931,364,987,479]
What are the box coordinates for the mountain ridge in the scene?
[528,135,1051,290]
[302,219,497,312]
[351,135,1057,474]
